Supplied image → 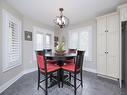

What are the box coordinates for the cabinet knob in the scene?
[105,30,108,32]
[105,51,108,54]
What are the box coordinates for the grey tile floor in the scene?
[1,71,127,95]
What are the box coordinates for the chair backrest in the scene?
[44,49,54,60]
[44,49,52,53]
[75,50,85,72]
[35,50,47,73]
[68,49,77,53]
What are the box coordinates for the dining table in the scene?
[45,52,77,66]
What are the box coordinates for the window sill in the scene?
[2,63,22,72]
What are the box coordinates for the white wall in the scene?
[0,0,54,89]
[22,17,54,71]
[58,20,97,72]
[0,0,23,86]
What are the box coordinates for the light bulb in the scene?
[62,17,65,24]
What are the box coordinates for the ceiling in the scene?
[5,0,126,27]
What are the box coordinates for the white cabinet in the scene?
[118,4,127,21]
[97,13,120,79]
[97,16,107,75]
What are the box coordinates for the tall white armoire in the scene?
[97,12,120,79]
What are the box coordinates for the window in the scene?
[68,26,92,60]
[36,33,43,50]
[45,34,51,49]
[33,27,54,60]
[68,31,78,49]
[2,10,22,72]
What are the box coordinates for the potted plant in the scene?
[55,40,66,55]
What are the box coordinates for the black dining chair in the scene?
[62,50,85,95]
[65,49,77,81]
[44,49,56,64]
[44,49,52,53]
[44,49,57,82]
[36,50,61,95]
[65,49,77,63]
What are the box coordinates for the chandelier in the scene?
[53,8,69,28]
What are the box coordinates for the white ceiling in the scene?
[5,0,126,27]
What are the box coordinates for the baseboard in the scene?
[22,68,37,75]
[0,72,23,94]
[97,74,119,81]
[83,67,97,73]
[0,68,37,94]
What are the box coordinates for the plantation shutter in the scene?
[8,20,21,64]
[2,9,22,71]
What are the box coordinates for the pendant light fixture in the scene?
[53,8,69,28]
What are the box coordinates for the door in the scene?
[124,21,127,89]
[97,17,107,75]
[106,14,119,78]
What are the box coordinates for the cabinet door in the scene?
[120,6,127,21]
[97,17,107,75]
[107,14,119,78]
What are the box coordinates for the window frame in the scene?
[68,26,93,61]
[35,32,44,50]
[2,9,22,72]
[45,34,52,49]
[33,27,54,60]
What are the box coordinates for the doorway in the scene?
[122,21,127,89]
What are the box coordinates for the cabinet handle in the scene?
[105,30,108,32]
[105,51,108,54]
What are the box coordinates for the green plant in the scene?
[56,40,65,52]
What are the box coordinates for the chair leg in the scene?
[80,71,83,87]
[45,75,48,95]
[57,70,60,88]
[38,70,40,90]
[50,74,52,82]
[74,74,77,95]
[69,72,71,81]
[62,70,64,88]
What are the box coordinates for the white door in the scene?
[106,14,119,78]
[97,17,107,75]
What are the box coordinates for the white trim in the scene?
[0,68,37,94]
[119,17,122,88]
[83,67,97,73]
[0,72,23,94]
[97,74,119,81]
[33,26,54,49]
[96,12,118,20]
[118,4,127,9]
[22,68,37,75]
[2,63,22,73]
